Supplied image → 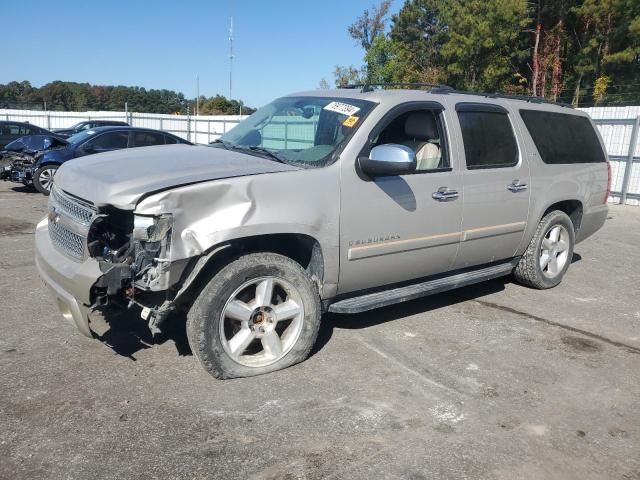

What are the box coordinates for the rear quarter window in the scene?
[520,110,606,164]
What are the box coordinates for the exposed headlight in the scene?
[133,214,173,242]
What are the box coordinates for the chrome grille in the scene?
[50,186,96,226]
[48,186,97,261]
[48,219,86,260]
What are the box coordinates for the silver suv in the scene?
[35,86,610,378]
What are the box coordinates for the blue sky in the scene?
[4,0,402,108]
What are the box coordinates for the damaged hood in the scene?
[54,144,300,209]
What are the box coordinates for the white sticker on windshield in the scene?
[323,101,360,116]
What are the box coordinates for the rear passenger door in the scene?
[453,102,530,269]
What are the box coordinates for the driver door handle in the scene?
[432,187,459,201]
[508,180,528,193]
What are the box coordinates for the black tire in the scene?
[513,210,575,289]
[187,252,322,379]
[33,165,58,195]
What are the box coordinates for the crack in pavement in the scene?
[459,296,640,355]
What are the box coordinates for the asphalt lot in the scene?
[0,180,639,480]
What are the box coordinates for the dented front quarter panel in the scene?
[134,166,341,298]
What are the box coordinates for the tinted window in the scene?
[520,110,606,164]
[458,111,518,169]
[89,131,129,150]
[133,131,165,147]
[164,135,179,144]
[4,123,28,136]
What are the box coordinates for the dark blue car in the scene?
[21,126,190,194]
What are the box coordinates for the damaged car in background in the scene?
[34,87,610,380]
[12,126,190,194]
[1,134,68,184]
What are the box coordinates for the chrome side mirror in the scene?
[359,144,417,177]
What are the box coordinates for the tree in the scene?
[347,0,393,51]
[333,65,364,87]
[318,78,330,90]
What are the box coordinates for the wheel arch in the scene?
[540,199,583,233]
[173,233,327,310]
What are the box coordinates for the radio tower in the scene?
[229,16,234,100]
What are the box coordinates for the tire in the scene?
[513,210,575,289]
[33,165,58,195]
[187,252,322,379]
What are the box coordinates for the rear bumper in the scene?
[34,218,102,337]
[576,204,608,244]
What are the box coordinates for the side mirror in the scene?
[359,144,417,177]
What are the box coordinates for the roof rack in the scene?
[341,83,573,108]
[342,82,454,93]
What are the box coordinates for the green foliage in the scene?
[0,80,254,115]
[340,0,640,106]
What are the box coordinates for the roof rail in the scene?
[342,82,454,93]
[341,82,573,108]
[445,89,574,108]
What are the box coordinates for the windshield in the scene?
[217,96,376,168]
[66,129,98,145]
[68,122,86,130]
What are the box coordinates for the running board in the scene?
[328,259,519,314]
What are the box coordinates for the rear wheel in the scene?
[187,252,321,379]
[33,165,58,195]
[513,210,575,289]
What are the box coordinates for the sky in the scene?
[3,0,403,108]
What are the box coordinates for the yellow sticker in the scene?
[343,116,360,128]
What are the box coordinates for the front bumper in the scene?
[10,167,33,183]
[34,218,103,337]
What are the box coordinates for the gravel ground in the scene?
[0,181,639,480]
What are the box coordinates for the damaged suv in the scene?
[35,86,610,379]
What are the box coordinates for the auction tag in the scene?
[324,101,360,116]
[140,307,151,320]
[343,116,360,127]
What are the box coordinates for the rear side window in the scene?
[520,110,606,164]
[90,131,129,150]
[457,110,518,169]
[133,131,165,147]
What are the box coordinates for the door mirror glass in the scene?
[359,144,417,176]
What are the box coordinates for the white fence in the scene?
[2,106,639,205]
[0,109,244,145]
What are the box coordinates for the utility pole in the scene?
[196,75,200,116]
[229,15,234,100]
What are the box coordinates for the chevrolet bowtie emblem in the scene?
[48,207,60,224]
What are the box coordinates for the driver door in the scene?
[338,103,463,295]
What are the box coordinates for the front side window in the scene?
[371,108,449,171]
[520,110,606,164]
[458,110,518,169]
[217,96,376,168]
[88,131,129,150]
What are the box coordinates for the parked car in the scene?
[52,120,129,138]
[34,86,610,379]
[0,121,55,149]
[0,134,68,182]
[15,126,190,194]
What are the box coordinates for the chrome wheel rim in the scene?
[39,168,56,191]
[539,224,570,278]
[219,276,305,368]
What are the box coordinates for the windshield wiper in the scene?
[211,139,232,150]
[241,145,288,164]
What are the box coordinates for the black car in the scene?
[13,126,191,194]
[0,121,55,149]
[52,120,129,138]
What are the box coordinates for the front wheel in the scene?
[187,252,322,379]
[513,210,575,289]
[33,165,58,195]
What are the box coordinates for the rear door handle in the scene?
[507,180,528,193]
[432,187,459,201]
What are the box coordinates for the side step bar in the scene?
[328,259,519,314]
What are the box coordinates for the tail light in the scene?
[604,160,612,204]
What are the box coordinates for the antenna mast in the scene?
[229,16,234,100]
